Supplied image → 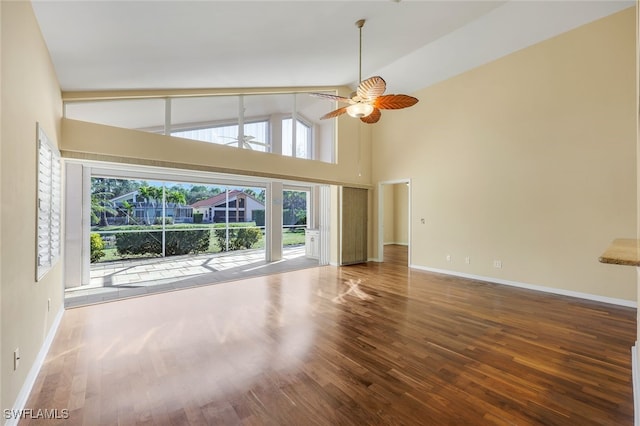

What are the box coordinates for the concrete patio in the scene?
[65,245,319,307]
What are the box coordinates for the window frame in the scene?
[282,115,313,160]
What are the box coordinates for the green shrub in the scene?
[116,232,161,256]
[154,217,174,225]
[90,233,105,263]
[294,210,306,225]
[115,230,209,257]
[193,213,203,224]
[235,227,262,249]
[165,230,209,255]
[213,227,262,251]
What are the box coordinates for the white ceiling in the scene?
[32,1,633,95]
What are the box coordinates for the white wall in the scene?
[246,197,264,222]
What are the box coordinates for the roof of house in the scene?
[190,190,264,209]
[109,191,138,203]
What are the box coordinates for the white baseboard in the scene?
[409,264,637,308]
[384,242,408,246]
[634,344,639,426]
[5,307,64,426]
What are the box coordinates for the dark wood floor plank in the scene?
[21,245,635,425]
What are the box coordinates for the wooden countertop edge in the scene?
[598,238,640,267]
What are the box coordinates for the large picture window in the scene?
[62,168,327,307]
[89,177,267,265]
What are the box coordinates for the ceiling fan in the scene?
[213,95,271,150]
[217,134,270,150]
[311,19,418,124]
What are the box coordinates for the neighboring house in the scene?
[190,190,264,223]
[109,190,193,224]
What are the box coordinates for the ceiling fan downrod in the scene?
[356,19,365,84]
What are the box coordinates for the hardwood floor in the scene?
[23,245,635,425]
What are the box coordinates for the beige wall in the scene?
[0,0,3,410]
[1,1,63,412]
[372,7,637,302]
[382,183,409,245]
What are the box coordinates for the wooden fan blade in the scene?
[360,108,381,124]
[374,94,419,110]
[320,106,348,120]
[309,92,352,104]
[357,76,386,102]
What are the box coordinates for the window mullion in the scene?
[292,94,297,158]
[225,188,230,251]
[238,95,245,149]
[162,184,166,257]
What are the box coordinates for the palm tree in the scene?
[121,200,134,225]
[138,185,163,224]
[91,191,118,227]
[166,190,186,222]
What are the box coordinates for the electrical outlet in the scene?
[14,348,20,370]
[493,260,502,269]
[465,256,470,264]
[446,254,451,262]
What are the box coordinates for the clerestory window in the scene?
[171,120,270,152]
[64,91,335,162]
[282,118,312,159]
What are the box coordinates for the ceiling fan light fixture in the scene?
[347,103,374,118]
[309,18,418,124]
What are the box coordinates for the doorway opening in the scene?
[378,180,411,265]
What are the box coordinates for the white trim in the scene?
[66,158,305,189]
[81,166,91,286]
[384,242,408,246]
[5,307,64,426]
[410,264,637,308]
[633,343,639,426]
[368,257,382,262]
[318,185,330,266]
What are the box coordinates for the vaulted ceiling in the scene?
[32,1,632,94]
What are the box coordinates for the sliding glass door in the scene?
[89,176,266,265]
